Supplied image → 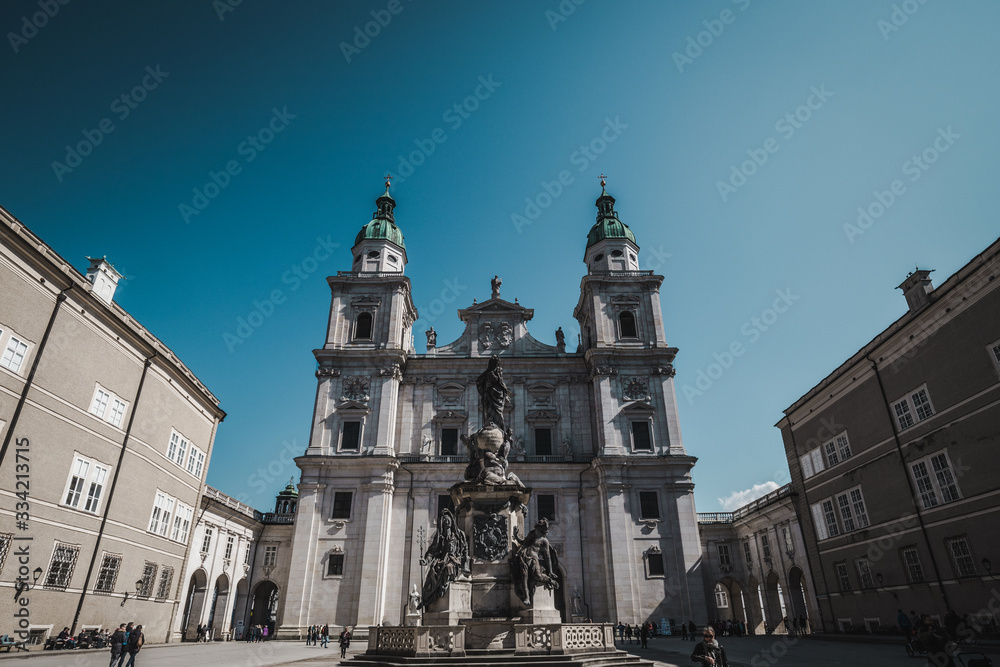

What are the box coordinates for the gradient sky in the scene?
[2,1,997,512]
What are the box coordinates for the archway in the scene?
[181,568,209,641]
[713,577,746,625]
[249,581,279,637]
[208,574,230,639]
[787,567,810,632]
[763,570,785,633]
[232,578,250,639]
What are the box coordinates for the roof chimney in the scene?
[896,268,934,313]
[85,257,123,305]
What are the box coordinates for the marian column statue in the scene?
[462,355,523,487]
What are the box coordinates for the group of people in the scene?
[305,624,352,658]
[242,624,269,642]
[107,623,145,667]
[614,621,656,648]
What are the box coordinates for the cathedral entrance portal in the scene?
[249,581,279,636]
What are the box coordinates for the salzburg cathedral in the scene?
[275,179,709,633]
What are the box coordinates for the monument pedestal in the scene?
[512,585,562,625]
[422,579,471,626]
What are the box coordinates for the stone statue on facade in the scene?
[510,518,560,606]
[408,584,421,614]
[555,327,565,346]
[419,508,470,610]
[491,274,502,299]
[425,327,436,349]
[461,355,524,487]
[476,354,511,430]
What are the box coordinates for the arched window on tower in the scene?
[619,311,637,339]
[354,312,373,340]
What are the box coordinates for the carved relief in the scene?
[478,321,513,349]
[653,365,677,377]
[473,513,508,561]
[316,366,341,378]
[497,322,513,347]
[527,627,552,651]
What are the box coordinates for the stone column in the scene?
[355,462,397,626]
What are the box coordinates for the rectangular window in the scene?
[441,428,458,456]
[327,553,345,576]
[715,585,729,608]
[65,458,90,508]
[822,499,840,537]
[988,340,1000,376]
[137,562,157,598]
[44,543,80,590]
[800,452,814,478]
[743,541,753,564]
[900,546,925,583]
[837,494,856,532]
[638,491,660,520]
[186,446,198,474]
[91,389,110,419]
[537,494,556,522]
[824,432,852,467]
[931,454,959,503]
[156,566,174,600]
[168,432,179,462]
[263,545,277,568]
[856,558,874,588]
[912,461,938,508]
[761,533,771,560]
[893,385,934,430]
[148,491,174,537]
[911,450,960,509]
[225,535,235,560]
[946,537,977,578]
[850,488,870,528]
[718,544,732,567]
[94,553,121,593]
[83,465,107,513]
[782,526,792,552]
[1,336,28,373]
[201,527,213,554]
[195,450,205,478]
[109,399,126,428]
[631,421,652,451]
[176,436,188,467]
[647,552,664,576]
[835,561,851,592]
[332,492,353,520]
[824,440,839,466]
[0,533,11,576]
[811,448,825,474]
[341,421,361,450]
[534,428,553,456]
[171,503,193,543]
[244,545,252,566]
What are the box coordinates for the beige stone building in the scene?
[698,484,821,634]
[272,183,708,636]
[0,205,225,644]
[777,237,1000,632]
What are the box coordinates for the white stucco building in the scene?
[270,181,709,636]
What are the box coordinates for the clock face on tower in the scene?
[623,377,649,401]
[343,376,370,402]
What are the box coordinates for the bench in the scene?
[0,635,28,652]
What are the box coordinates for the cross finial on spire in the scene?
[383,174,393,191]
[599,174,607,187]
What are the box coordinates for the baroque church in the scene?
[273,180,709,635]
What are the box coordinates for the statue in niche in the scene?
[419,508,469,610]
[570,585,583,614]
[510,518,561,606]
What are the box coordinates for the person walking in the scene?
[339,626,352,659]
[692,626,729,667]
[617,621,624,643]
[689,620,697,641]
[321,624,329,648]
[109,624,126,667]
[640,623,649,649]
[681,622,689,641]
[124,625,144,667]
[262,625,269,641]
[625,623,633,644]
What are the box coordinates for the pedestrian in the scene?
[689,620,697,641]
[263,625,269,641]
[681,622,689,641]
[322,624,329,648]
[692,626,729,667]
[640,623,649,649]
[625,623,633,644]
[124,624,144,667]
[109,624,126,667]
[617,621,624,643]
[339,626,352,659]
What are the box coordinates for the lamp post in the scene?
[983,558,997,582]
[13,567,43,600]
[875,573,898,600]
[122,578,143,607]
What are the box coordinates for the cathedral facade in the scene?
[275,183,708,635]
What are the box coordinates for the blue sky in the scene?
[2,1,997,512]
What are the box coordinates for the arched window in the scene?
[619,311,637,338]
[354,312,373,340]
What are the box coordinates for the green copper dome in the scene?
[355,217,406,250]
[585,185,636,249]
[355,182,405,250]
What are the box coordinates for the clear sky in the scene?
[2,1,997,512]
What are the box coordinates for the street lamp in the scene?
[13,567,43,600]
[982,558,997,581]
[122,579,144,606]
[875,573,898,600]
